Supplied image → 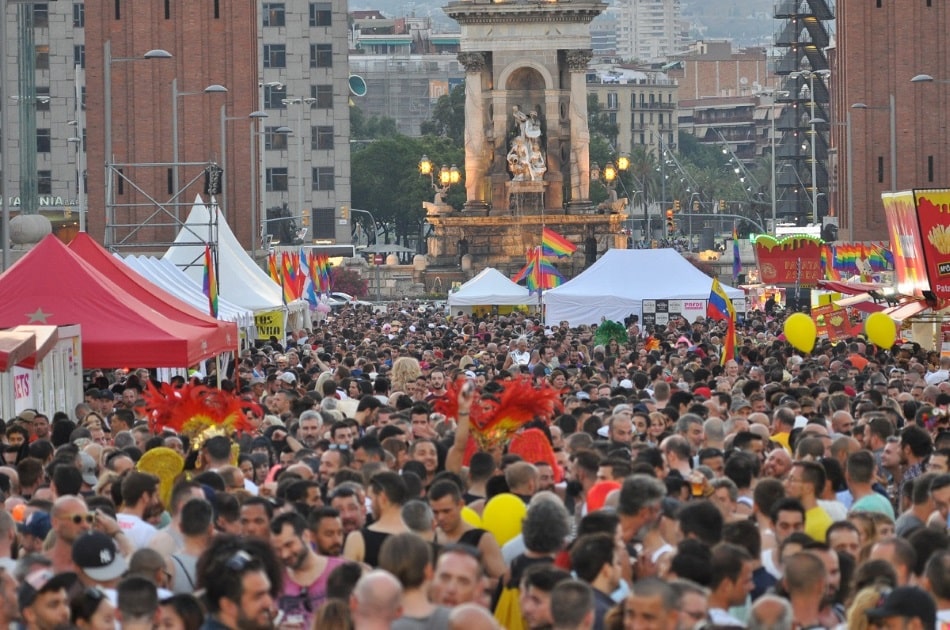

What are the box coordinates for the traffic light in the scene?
[340,205,350,221]
[673,199,680,212]
[719,199,726,211]
[666,209,675,234]
[693,200,700,212]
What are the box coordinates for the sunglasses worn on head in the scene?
[225,550,254,572]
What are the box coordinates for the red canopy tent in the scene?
[0,235,236,367]
[68,233,235,332]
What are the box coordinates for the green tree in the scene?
[350,104,399,140]
[420,84,465,145]
[350,134,463,244]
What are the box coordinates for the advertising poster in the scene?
[882,191,929,297]
[811,304,855,342]
[912,189,950,303]
[753,236,823,286]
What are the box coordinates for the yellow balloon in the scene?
[481,493,526,545]
[865,312,897,349]
[460,506,482,529]
[784,312,817,353]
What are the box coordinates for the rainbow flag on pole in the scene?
[202,245,218,318]
[541,227,577,258]
[512,247,564,294]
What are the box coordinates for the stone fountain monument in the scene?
[424,0,629,287]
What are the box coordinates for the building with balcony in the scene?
[613,0,687,63]
[586,66,678,157]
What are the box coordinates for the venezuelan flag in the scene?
[541,227,577,258]
[707,278,736,365]
[202,245,218,318]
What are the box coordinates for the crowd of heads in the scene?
[1,299,950,629]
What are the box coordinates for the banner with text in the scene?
[254,310,285,341]
[913,189,950,303]
[753,235,823,287]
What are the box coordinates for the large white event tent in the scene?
[163,196,308,326]
[121,255,255,330]
[543,249,744,327]
[447,267,533,314]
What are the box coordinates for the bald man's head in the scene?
[351,570,403,624]
[448,603,500,630]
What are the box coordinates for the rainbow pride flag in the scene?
[541,227,577,258]
[202,245,218,318]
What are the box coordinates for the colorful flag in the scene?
[202,245,218,318]
[541,227,577,258]
[513,247,564,294]
[732,224,741,284]
[280,252,298,303]
[707,278,736,366]
[267,253,280,284]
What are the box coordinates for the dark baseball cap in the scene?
[71,532,127,582]
[17,511,51,540]
[865,586,936,627]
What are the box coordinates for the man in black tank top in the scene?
[428,479,506,579]
[342,471,409,567]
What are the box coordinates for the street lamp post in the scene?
[851,96,897,192]
[790,70,830,224]
[219,105,267,229]
[282,97,316,232]
[171,79,227,221]
[103,41,171,246]
[257,81,282,253]
[418,155,461,204]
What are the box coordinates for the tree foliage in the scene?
[420,85,465,145]
[330,266,368,298]
[350,105,399,140]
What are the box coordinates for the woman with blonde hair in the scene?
[390,355,421,393]
[844,583,892,630]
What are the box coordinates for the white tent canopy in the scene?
[121,254,256,330]
[543,249,744,327]
[163,196,308,325]
[448,268,533,311]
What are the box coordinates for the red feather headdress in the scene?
[144,381,259,439]
[434,375,562,452]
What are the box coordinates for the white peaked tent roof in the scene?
[544,248,744,327]
[120,254,255,329]
[448,267,532,307]
[163,195,304,314]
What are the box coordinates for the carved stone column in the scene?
[565,49,593,209]
[458,52,491,213]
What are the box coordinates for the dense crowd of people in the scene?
[2,298,950,630]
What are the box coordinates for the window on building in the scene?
[312,167,334,191]
[263,44,286,69]
[35,45,49,70]
[309,2,331,26]
[312,126,333,150]
[310,44,332,69]
[36,129,51,153]
[606,92,618,110]
[36,86,50,112]
[262,3,285,26]
[311,84,333,109]
[81,86,86,110]
[33,4,49,27]
[73,2,85,27]
[74,44,85,68]
[264,85,286,109]
[266,167,288,191]
[264,127,289,150]
[311,207,335,239]
[37,170,52,194]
